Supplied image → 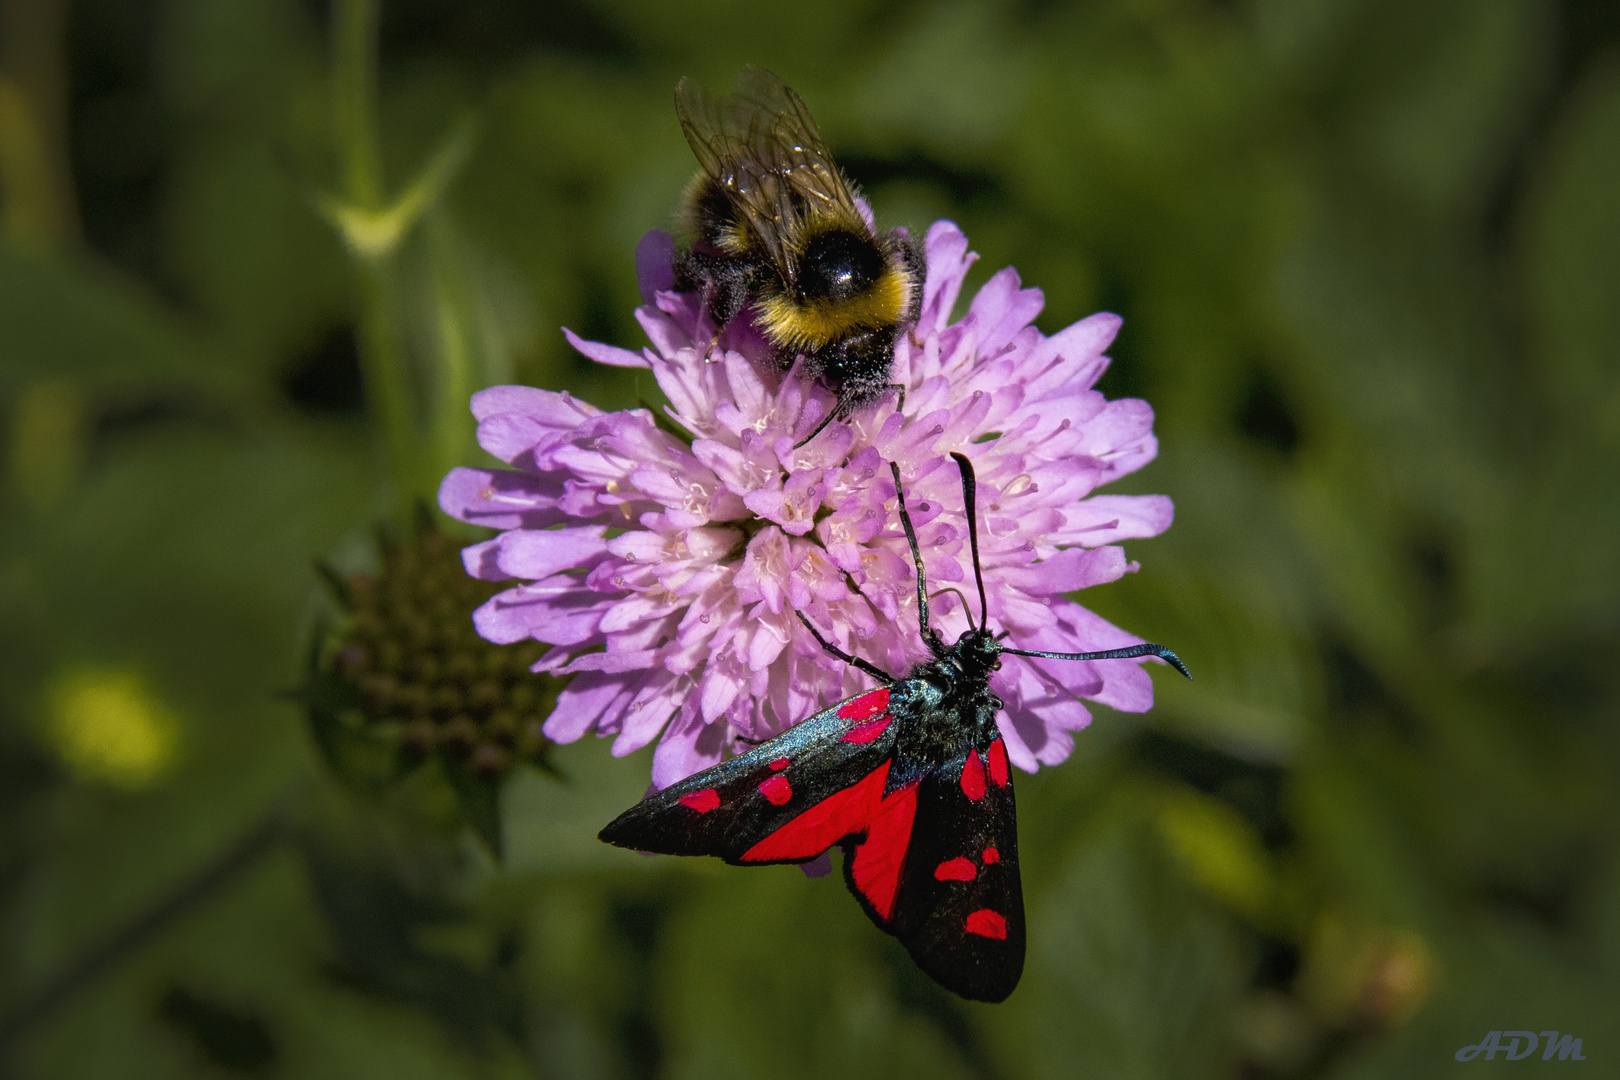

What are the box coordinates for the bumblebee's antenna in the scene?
[950,453,990,632]
[1002,642,1193,680]
[891,461,946,656]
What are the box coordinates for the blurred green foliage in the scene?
[2,0,1617,1076]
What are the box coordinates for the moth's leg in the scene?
[795,612,894,683]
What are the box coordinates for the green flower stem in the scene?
[326,0,481,519]
[355,255,422,516]
[427,213,478,500]
[332,0,382,211]
[331,0,418,517]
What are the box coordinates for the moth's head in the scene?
[949,625,1005,677]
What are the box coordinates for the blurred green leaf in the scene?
[501,738,660,876]
[1351,0,1549,214]
[0,243,225,399]
[21,846,534,1080]
[987,799,1243,1080]
[1,419,378,989]
[1526,61,1620,429]
[656,862,978,1080]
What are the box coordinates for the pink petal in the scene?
[438,467,568,530]
[1077,398,1157,460]
[1089,659,1156,713]
[996,546,1129,595]
[472,581,613,646]
[1054,494,1175,547]
[635,229,676,304]
[476,414,560,465]
[564,327,651,369]
[471,385,595,426]
[600,593,681,634]
[651,707,730,788]
[612,670,684,756]
[544,673,627,742]
[919,221,975,335]
[699,673,740,722]
[965,267,1044,355]
[1015,311,1121,391]
[496,526,611,580]
[460,537,510,581]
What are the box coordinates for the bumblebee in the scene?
[673,68,924,443]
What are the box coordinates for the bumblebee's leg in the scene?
[791,402,843,449]
[711,263,754,327]
[794,612,893,682]
[677,251,754,330]
[792,383,903,449]
[886,383,906,415]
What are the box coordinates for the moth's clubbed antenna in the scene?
[1001,642,1192,680]
[890,461,946,657]
[949,453,991,631]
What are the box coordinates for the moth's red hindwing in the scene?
[741,760,892,863]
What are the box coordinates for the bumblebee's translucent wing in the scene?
[675,67,867,278]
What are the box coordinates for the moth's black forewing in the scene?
[889,755,1024,1003]
[598,688,898,864]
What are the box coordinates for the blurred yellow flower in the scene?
[46,666,178,790]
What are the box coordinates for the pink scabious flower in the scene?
[439,221,1174,789]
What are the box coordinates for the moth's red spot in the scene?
[965,909,1008,940]
[988,738,1010,788]
[769,757,790,771]
[982,847,1000,865]
[935,857,976,881]
[838,687,891,722]
[758,775,793,806]
[960,749,987,801]
[841,716,891,744]
[678,788,720,813]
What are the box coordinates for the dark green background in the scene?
[2,0,1617,1076]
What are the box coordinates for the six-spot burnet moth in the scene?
[598,452,1191,1002]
